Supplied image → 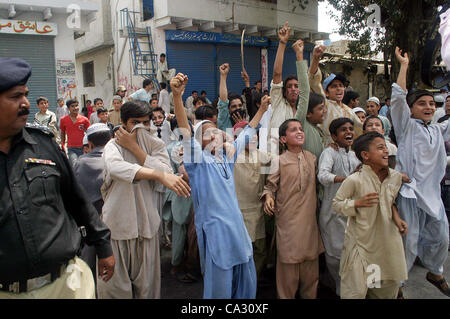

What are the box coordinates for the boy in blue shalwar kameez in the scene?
[170,65,270,299]
[392,47,450,297]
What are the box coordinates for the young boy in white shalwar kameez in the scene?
[333,132,408,299]
[391,47,450,297]
[318,118,360,296]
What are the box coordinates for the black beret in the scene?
[0,57,32,93]
[406,89,433,107]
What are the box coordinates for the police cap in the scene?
[0,58,32,93]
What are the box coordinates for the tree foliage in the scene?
[319,0,446,89]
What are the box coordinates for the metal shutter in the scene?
[216,44,261,96]
[267,46,311,90]
[166,42,216,102]
[0,34,57,121]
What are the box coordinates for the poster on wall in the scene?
[56,59,77,100]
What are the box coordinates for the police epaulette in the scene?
[25,123,55,137]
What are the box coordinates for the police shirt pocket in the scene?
[24,165,61,206]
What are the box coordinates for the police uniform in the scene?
[0,58,113,298]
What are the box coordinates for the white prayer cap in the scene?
[86,123,110,137]
[82,134,88,146]
[367,96,380,105]
[193,120,212,140]
[353,107,366,114]
[434,95,445,103]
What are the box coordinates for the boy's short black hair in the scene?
[192,90,198,95]
[66,99,78,108]
[329,117,354,136]
[308,92,325,113]
[352,131,385,162]
[282,75,298,99]
[36,96,48,104]
[201,90,207,95]
[93,98,103,105]
[57,98,64,103]
[160,82,167,89]
[96,107,108,115]
[88,130,111,147]
[143,79,153,88]
[228,93,243,105]
[120,101,151,123]
[279,119,301,138]
[193,96,207,106]
[342,90,359,105]
[195,105,217,120]
[363,115,384,131]
[151,106,165,118]
[160,53,166,57]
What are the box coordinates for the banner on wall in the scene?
[261,48,268,91]
[0,19,57,36]
[56,59,77,100]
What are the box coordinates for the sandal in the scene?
[426,272,450,297]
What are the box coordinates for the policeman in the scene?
[0,57,115,298]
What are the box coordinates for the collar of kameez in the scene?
[361,164,391,180]
[413,118,431,127]
[285,149,304,158]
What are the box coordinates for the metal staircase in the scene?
[120,8,159,92]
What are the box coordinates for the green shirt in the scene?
[294,61,326,159]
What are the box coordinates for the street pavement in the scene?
[160,244,450,299]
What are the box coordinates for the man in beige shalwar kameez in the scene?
[262,119,324,299]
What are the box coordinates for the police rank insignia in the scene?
[25,158,56,166]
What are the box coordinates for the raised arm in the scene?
[219,63,230,102]
[273,21,291,84]
[308,45,326,97]
[292,39,310,126]
[390,47,411,138]
[249,95,270,129]
[395,47,409,92]
[217,63,233,130]
[170,73,191,139]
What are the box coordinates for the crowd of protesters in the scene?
[2,19,450,300]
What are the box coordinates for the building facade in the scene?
[75,0,327,108]
[0,0,98,117]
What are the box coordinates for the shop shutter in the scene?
[0,33,57,121]
[216,44,261,97]
[166,42,216,103]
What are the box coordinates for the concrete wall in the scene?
[154,0,318,32]
[76,47,114,108]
